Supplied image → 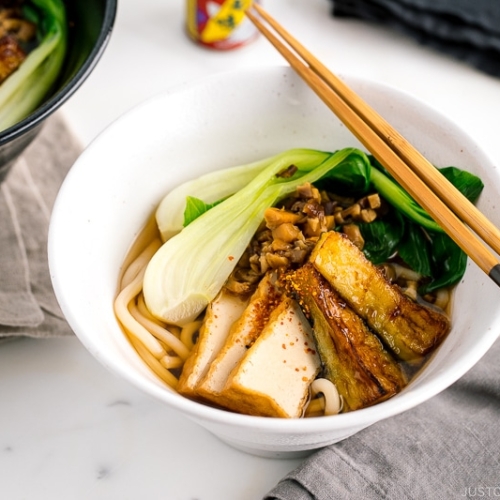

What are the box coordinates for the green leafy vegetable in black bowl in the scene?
[0,0,117,183]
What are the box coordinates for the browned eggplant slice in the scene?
[283,263,407,412]
[310,231,450,361]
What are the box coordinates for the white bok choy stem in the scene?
[156,154,281,241]
[143,147,356,325]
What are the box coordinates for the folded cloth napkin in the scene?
[265,336,500,499]
[330,0,500,78]
[0,114,81,341]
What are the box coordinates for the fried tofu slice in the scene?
[284,263,407,411]
[197,274,282,404]
[219,296,321,418]
[177,289,249,399]
[310,231,450,361]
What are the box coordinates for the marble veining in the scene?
[0,337,300,499]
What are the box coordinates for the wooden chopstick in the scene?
[250,3,500,259]
[246,4,500,288]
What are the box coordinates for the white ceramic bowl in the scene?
[48,66,500,458]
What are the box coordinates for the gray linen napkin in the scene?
[265,336,500,499]
[0,113,81,341]
[331,0,500,77]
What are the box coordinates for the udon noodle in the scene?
[114,217,192,388]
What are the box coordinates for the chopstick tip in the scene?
[488,264,500,288]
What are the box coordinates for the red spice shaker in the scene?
[186,0,260,50]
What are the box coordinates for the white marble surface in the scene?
[2,0,500,498]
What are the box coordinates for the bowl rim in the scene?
[0,0,118,146]
[49,65,500,434]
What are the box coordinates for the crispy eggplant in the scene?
[310,231,450,361]
[283,263,407,412]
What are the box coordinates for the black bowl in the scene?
[0,0,118,183]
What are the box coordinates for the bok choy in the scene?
[155,154,279,240]
[144,148,354,325]
[318,152,484,293]
[0,0,67,131]
[145,147,483,325]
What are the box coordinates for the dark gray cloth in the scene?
[265,336,500,499]
[331,0,500,77]
[0,114,81,340]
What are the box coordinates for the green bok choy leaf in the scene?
[0,0,67,131]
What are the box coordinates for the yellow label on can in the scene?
[200,0,253,44]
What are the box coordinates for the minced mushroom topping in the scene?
[224,181,450,311]
[225,182,387,292]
